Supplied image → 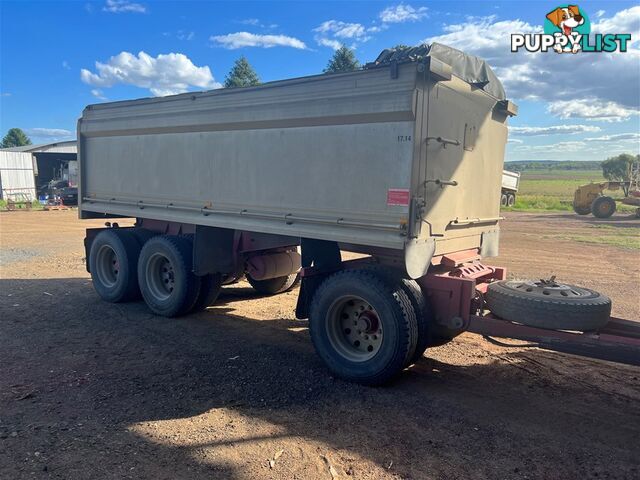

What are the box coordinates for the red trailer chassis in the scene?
[300,249,640,367]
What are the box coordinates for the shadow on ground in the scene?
[1,278,639,479]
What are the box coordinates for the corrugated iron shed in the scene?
[0,151,36,201]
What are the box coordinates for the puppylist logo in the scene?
[511,5,632,54]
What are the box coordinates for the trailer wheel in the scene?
[309,269,418,385]
[591,196,616,218]
[89,229,143,303]
[573,203,591,215]
[358,264,432,365]
[129,227,156,247]
[500,194,508,207]
[507,194,515,207]
[398,279,433,364]
[138,235,202,317]
[247,273,300,295]
[486,279,611,331]
[191,273,222,312]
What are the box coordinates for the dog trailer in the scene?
[79,44,634,384]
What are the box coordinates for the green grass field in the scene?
[505,168,635,213]
[502,164,639,249]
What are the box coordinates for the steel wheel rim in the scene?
[146,253,175,301]
[599,201,612,215]
[506,278,591,299]
[326,295,383,362]
[95,245,119,288]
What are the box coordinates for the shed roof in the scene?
[1,140,77,153]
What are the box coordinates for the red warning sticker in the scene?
[387,188,410,206]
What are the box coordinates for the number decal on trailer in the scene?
[397,135,412,142]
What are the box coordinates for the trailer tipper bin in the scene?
[80,44,635,385]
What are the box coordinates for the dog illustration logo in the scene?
[512,5,630,54]
[544,5,589,53]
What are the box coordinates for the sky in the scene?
[0,0,639,161]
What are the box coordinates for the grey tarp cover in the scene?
[366,42,506,101]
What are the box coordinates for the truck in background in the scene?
[501,169,520,207]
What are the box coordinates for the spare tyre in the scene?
[486,279,611,331]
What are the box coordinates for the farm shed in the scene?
[2,140,77,194]
[0,150,37,201]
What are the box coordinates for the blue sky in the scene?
[1,0,638,160]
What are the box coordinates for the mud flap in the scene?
[295,239,341,319]
[404,237,436,279]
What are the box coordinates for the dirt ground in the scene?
[1,210,639,480]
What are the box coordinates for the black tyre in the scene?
[191,273,222,312]
[358,264,432,365]
[500,194,508,207]
[397,278,433,364]
[591,196,616,218]
[247,272,300,295]
[486,279,611,331]
[129,227,156,247]
[507,194,515,207]
[573,203,591,215]
[138,235,202,317]
[89,229,143,303]
[309,269,418,385]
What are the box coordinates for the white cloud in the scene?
[25,128,74,139]
[546,99,640,122]
[103,0,146,14]
[507,138,524,144]
[0,92,11,97]
[240,18,261,26]
[62,60,71,70]
[177,30,194,41]
[585,133,640,142]
[91,89,108,100]
[313,20,379,49]
[380,4,428,24]
[513,140,586,152]
[316,37,343,50]
[238,18,278,29]
[425,9,640,121]
[314,20,367,39]
[509,125,602,136]
[80,51,220,96]
[210,32,307,50]
[592,6,640,46]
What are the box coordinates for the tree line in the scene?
[506,156,639,184]
[223,44,359,88]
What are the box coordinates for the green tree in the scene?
[1,128,32,148]
[324,45,360,74]
[224,56,260,88]
[602,153,639,195]
[602,153,638,181]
